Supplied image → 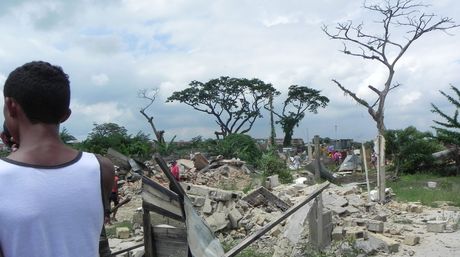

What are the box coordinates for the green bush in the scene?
[385,126,443,175]
[258,151,293,183]
[217,134,262,166]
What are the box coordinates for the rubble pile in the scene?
[105,150,460,257]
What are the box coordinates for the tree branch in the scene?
[333,79,371,109]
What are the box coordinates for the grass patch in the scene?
[388,174,460,207]
[105,220,133,238]
[222,240,272,257]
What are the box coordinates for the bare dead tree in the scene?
[138,88,165,144]
[323,0,458,202]
[323,0,459,135]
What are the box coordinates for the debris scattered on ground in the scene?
[105,152,460,257]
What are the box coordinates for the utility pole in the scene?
[334,124,338,149]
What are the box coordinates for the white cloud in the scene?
[70,100,133,124]
[91,73,109,86]
[398,91,422,107]
[0,0,459,142]
[262,16,298,27]
[0,73,6,86]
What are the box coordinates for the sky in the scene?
[0,0,459,144]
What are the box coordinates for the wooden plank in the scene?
[142,177,183,220]
[224,182,330,257]
[142,177,180,202]
[143,210,153,257]
[142,202,185,221]
[153,226,188,257]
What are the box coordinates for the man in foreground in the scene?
[0,61,114,257]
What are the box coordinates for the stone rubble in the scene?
[106,154,460,257]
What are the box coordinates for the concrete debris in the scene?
[191,152,209,170]
[426,220,446,233]
[403,234,420,246]
[243,186,291,212]
[116,227,131,239]
[104,153,460,257]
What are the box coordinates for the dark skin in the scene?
[0,97,114,257]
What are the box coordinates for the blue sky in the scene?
[0,0,459,143]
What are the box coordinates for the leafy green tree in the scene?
[217,133,262,167]
[431,85,460,175]
[59,127,76,144]
[385,126,442,175]
[258,151,293,184]
[120,131,153,160]
[82,123,128,154]
[80,123,152,158]
[431,86,460,146]
[167,76,278,137]
[273,85,329,146]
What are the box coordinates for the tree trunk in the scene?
[283,124,295,147]
[268,94,276,150]
[140,110,165,144]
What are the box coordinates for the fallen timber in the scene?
[109,151,331,256]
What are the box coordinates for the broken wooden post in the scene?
[224,182,330,257]
[377,135,386,203]
[314,135,321,182]
[361,144,371,203]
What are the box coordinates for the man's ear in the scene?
[4,97,18,118]
[60,108,72,123]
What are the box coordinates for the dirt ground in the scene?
[390,229,460,257]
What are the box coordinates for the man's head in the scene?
[3,61,71,124]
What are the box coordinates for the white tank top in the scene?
[0,152,104,257]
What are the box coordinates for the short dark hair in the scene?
[4,61,70,124]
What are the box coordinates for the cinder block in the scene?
[228,208,243,228]
[367,220,384,233]
[116,227,130,239]
[368,232,400,253]
[332,226,344,241]
[345,227,366,240]
[403,234,420,246]
[202,198,213,214]
[427,221,446,233]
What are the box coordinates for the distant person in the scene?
[170,160,180,181]
[106,168,120,224]
[293,154,301,169]
[0,61,114,257]
[168,160,180,195]
[371,151,377,169]
[0,122,18,151]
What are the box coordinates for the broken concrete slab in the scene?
[332,226,344,241]
[367,232,400,253]
[403,234,420,246]
[228,208,243,229]
[205,212,229,232]
[116,227,130,239]
[344,227,366,240]
[266,175,280,189]
[427,220,447,233]
[192,152,209,170]
[243,186,291,211]
[345,194,365,207]
[202,197,213,214]
[367,220,384,233]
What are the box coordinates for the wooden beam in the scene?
[143,209,153,257]
[224,182,330,257]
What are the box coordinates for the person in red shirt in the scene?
[106,169,119,224]
[170,161,180,181]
